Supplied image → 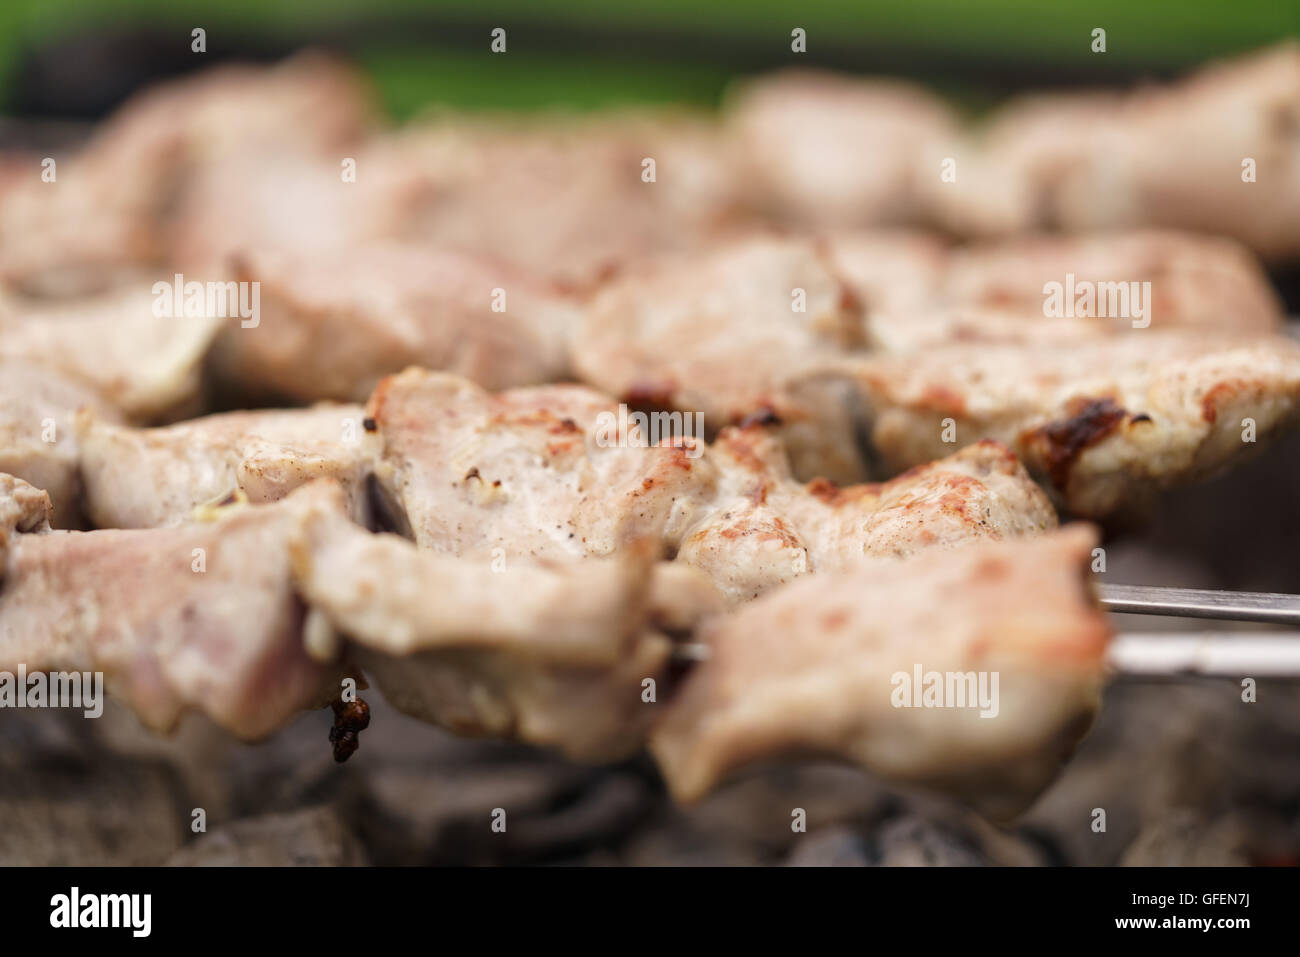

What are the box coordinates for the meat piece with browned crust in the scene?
[0,473,51,572]
[651,525,1110,818]
[843,330,1300,518]
[366,369,1056,603]
[572,234,870,481]
[573,230,1288,496]
[680,436,1057,603]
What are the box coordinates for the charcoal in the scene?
[0,733,187,865]
[166,806,367,866]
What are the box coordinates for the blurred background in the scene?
[1,0,1297,121]
[4,0,1297,303]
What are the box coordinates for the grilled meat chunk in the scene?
[0,159,158,298]
[0,473,51,571]
[290,498,679,761]
[937,231,1282,334]
[726,70,959,227]
[574,231,1294,513]
[208,243,577,403]
[367,369,667,559]
[0,284,222,421]
[572,234,868,480]
[930,43,1300,260]
[376,111,747,292]
[840,230,1284,355]
[77,405,372,529]
[0,283,227,525]
[680,436,1057,603]
[0,361,123,527]
[366,369,1055,602]
[651,525,1110,818]
[169,147,422,276]
[0,478,350,738]
[846,330,1300,517]
[830,229,1284,356]
[174,109,745,296]
[574,234,864,423]
[0,52,375,293]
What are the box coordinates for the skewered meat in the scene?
[77,405,372,529]
[375,111,747,292]
[930,43,1300,260]
[174,107,745,300]
[208,242,577,403]
[821,230,952,320]
[573,231,1296,514]
[841,230,1284,356]
[0,470,709,758]
[0,52,376,293]
[651,525,1111,818]
[674,435,1056,603]
[369,367,763,559]
[0,284,224,525]
[5,41,1297,844]
[0,158,158,297]
[572,234,868,480]
[290,497,681,761]
[366,369,1056,602]
[937,231,1282,334]
[170,147,424,275]
[725,70,959,227]
[0,284,222,421]
[0,473,52,569]
[85,51,374,176]
[0,361,123,527]
[0,477,350,738]
[843,329,1300,518]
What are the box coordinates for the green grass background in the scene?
[0,0,1296,116]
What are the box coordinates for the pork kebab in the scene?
[0,471,683,760]
[57,368,1061,769]
[76,368,1057,601]
[571,231,1300,518]
[0,467,1110,816]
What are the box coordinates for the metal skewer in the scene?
[1097,583,1300,626]
[674,584,1300,676]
